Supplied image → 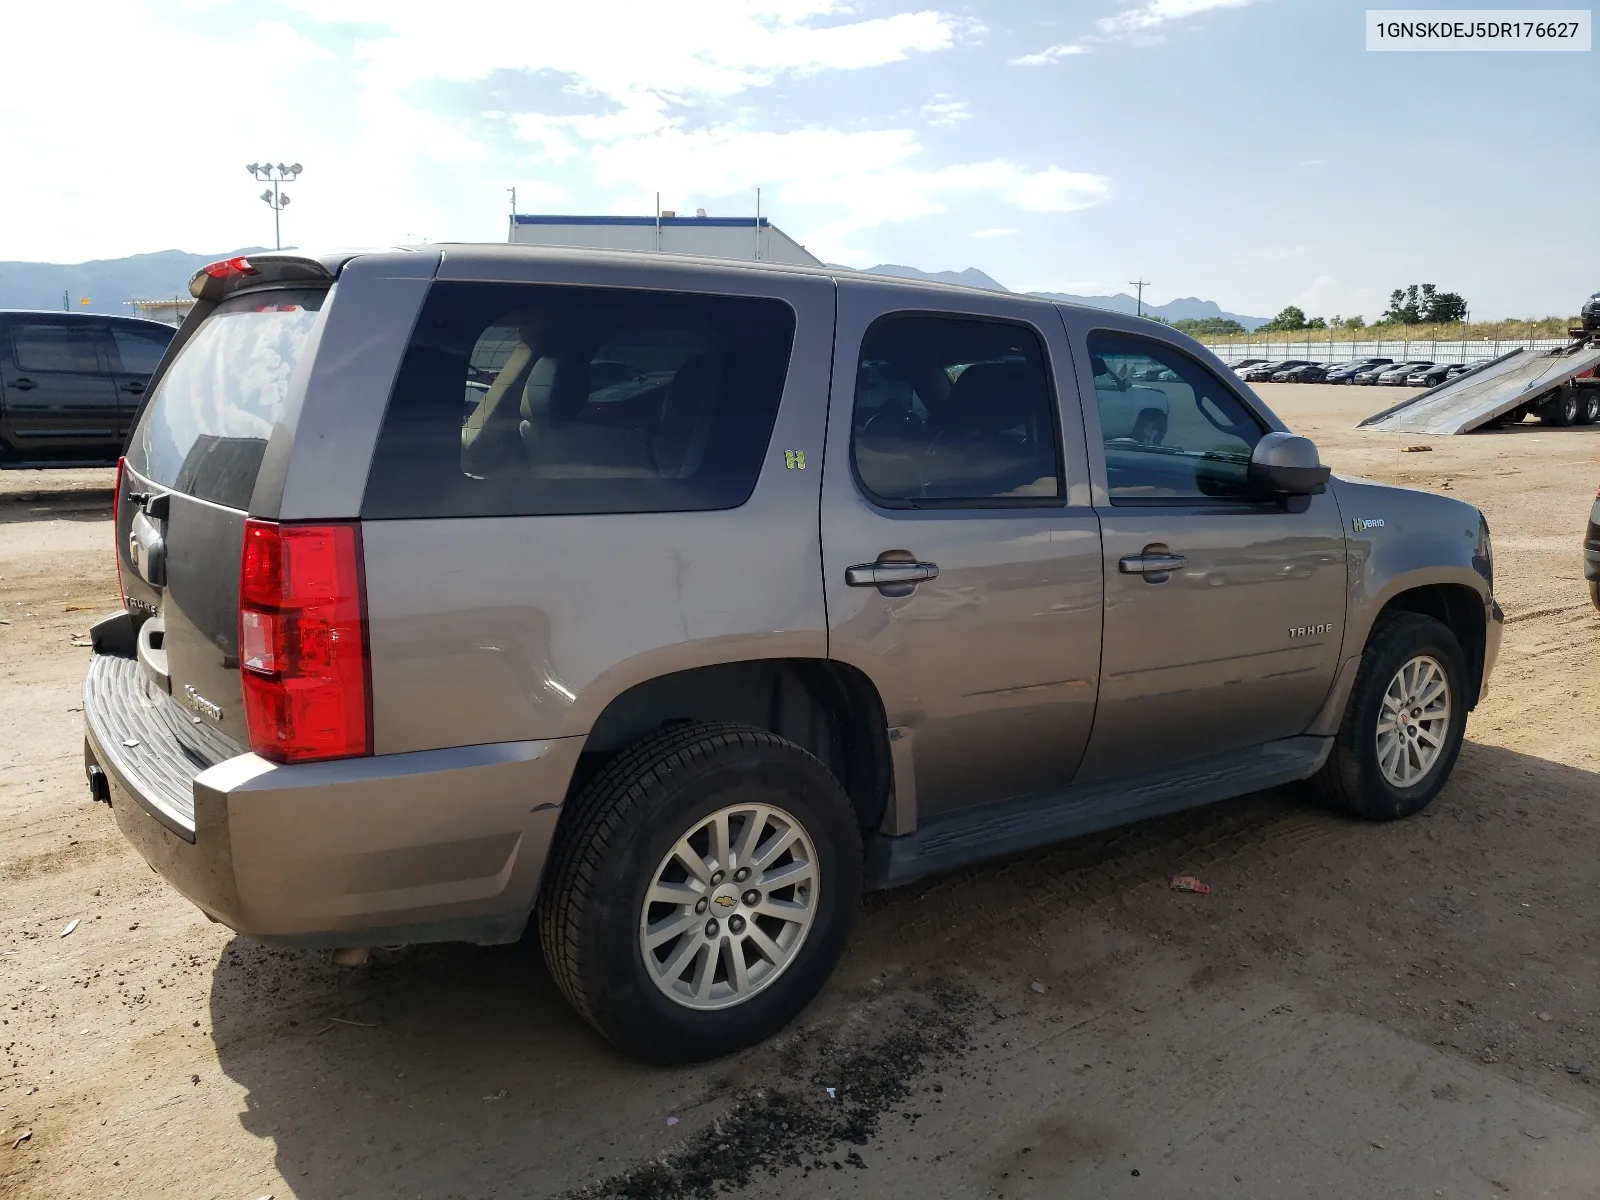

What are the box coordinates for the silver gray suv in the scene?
[83,247,1502,1063]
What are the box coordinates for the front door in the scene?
[1071,326,1347,784]
[1,317,120,461]
[821,280,1103,826]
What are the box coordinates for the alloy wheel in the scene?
[1375,654,1452,788]
[639,803,819,1011]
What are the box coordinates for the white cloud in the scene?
[1,1,1106,266]
[971,227,1020,238]
[921,97,972,127]
[1013,0,1261,61]
[1011,43,1091,65]
[1095,0,1261,40]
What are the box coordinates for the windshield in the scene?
[130,289,325,509]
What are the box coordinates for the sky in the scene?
[4,0,1594,320]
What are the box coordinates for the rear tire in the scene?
[1311,613,1468,821]
[538,722,861,1064]
[1576,391,1600,426]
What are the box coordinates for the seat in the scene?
[921,361,1056,498]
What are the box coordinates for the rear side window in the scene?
[11,322,107,373]
[363,282,796,518]
[112,325,173,375]
[130,290,325,510]
[850,313,1062,506]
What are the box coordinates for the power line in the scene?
[1128,279,1151,318]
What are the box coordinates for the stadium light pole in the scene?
[248,162,303,250]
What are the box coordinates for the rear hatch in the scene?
[119,283,330,756]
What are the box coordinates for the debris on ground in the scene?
[1029,981,1047,995]
[60,919,78,938]
[1401,445,1433,453]
[825,1087,836,1099]
[1170,875,1212,894]
[12,1130,32,1150]
[666,1116,679,1127]
[1536,1011,1552,1022]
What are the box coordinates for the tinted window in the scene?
[11,322,106,373]
[851,313,1061,506]
[112,325,173,375]
[130,289,325,509]
[363,283,796,519]
[1089,331,1266,504]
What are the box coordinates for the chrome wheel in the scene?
[1376,654,1452,788]
[639,803,819,1011]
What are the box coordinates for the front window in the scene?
[1088,331,1267,504]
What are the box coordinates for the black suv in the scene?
[1582,292,1600,334]
[0,311,176,468]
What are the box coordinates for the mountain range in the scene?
[1,249,1269,332]
[858,263,1269,330]
[0,249,263,316]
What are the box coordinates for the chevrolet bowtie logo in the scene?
[713,894,736,909]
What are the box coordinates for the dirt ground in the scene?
[2,383,1596,1200]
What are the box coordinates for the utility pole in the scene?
[508,187,517,243]
[248,162,302,250]
[1128,279,1151,318]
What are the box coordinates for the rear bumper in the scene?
[83,652,584,948]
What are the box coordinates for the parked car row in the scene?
[1228,357,1491,387]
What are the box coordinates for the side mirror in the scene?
[1249,432,1330,496]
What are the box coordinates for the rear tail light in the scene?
[113,457,126,610]
[202,256,258,280]
[239,520,371,763]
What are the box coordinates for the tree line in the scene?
[1161,284,1469,337]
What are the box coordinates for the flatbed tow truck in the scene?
[1359,328,1600,435]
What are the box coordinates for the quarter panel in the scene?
[361,269,834,754]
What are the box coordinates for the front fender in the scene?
[1307,477,1496,734]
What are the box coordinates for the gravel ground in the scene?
[1,383,1596,1199]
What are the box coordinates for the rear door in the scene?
[120,288,330,751]
[1,316,120,461]
[107,321,176,442]
[820,279,1103,825]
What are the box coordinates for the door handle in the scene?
[1119,552,1188,575]
[121,381,145,394]
[845,559,939,595]
[10,377,36,391]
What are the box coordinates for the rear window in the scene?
[130,289,325,510]
[362,282,796,519]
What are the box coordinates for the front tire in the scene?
[538,723,861,1063]
[1312,613,1468,821]
[1539,388,1579,426]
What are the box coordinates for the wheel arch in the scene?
[1370,582,1488,708]
[568,658,894,837]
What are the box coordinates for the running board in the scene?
[865,735,1332,889]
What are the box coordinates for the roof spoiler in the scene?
[187,252,343,302]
